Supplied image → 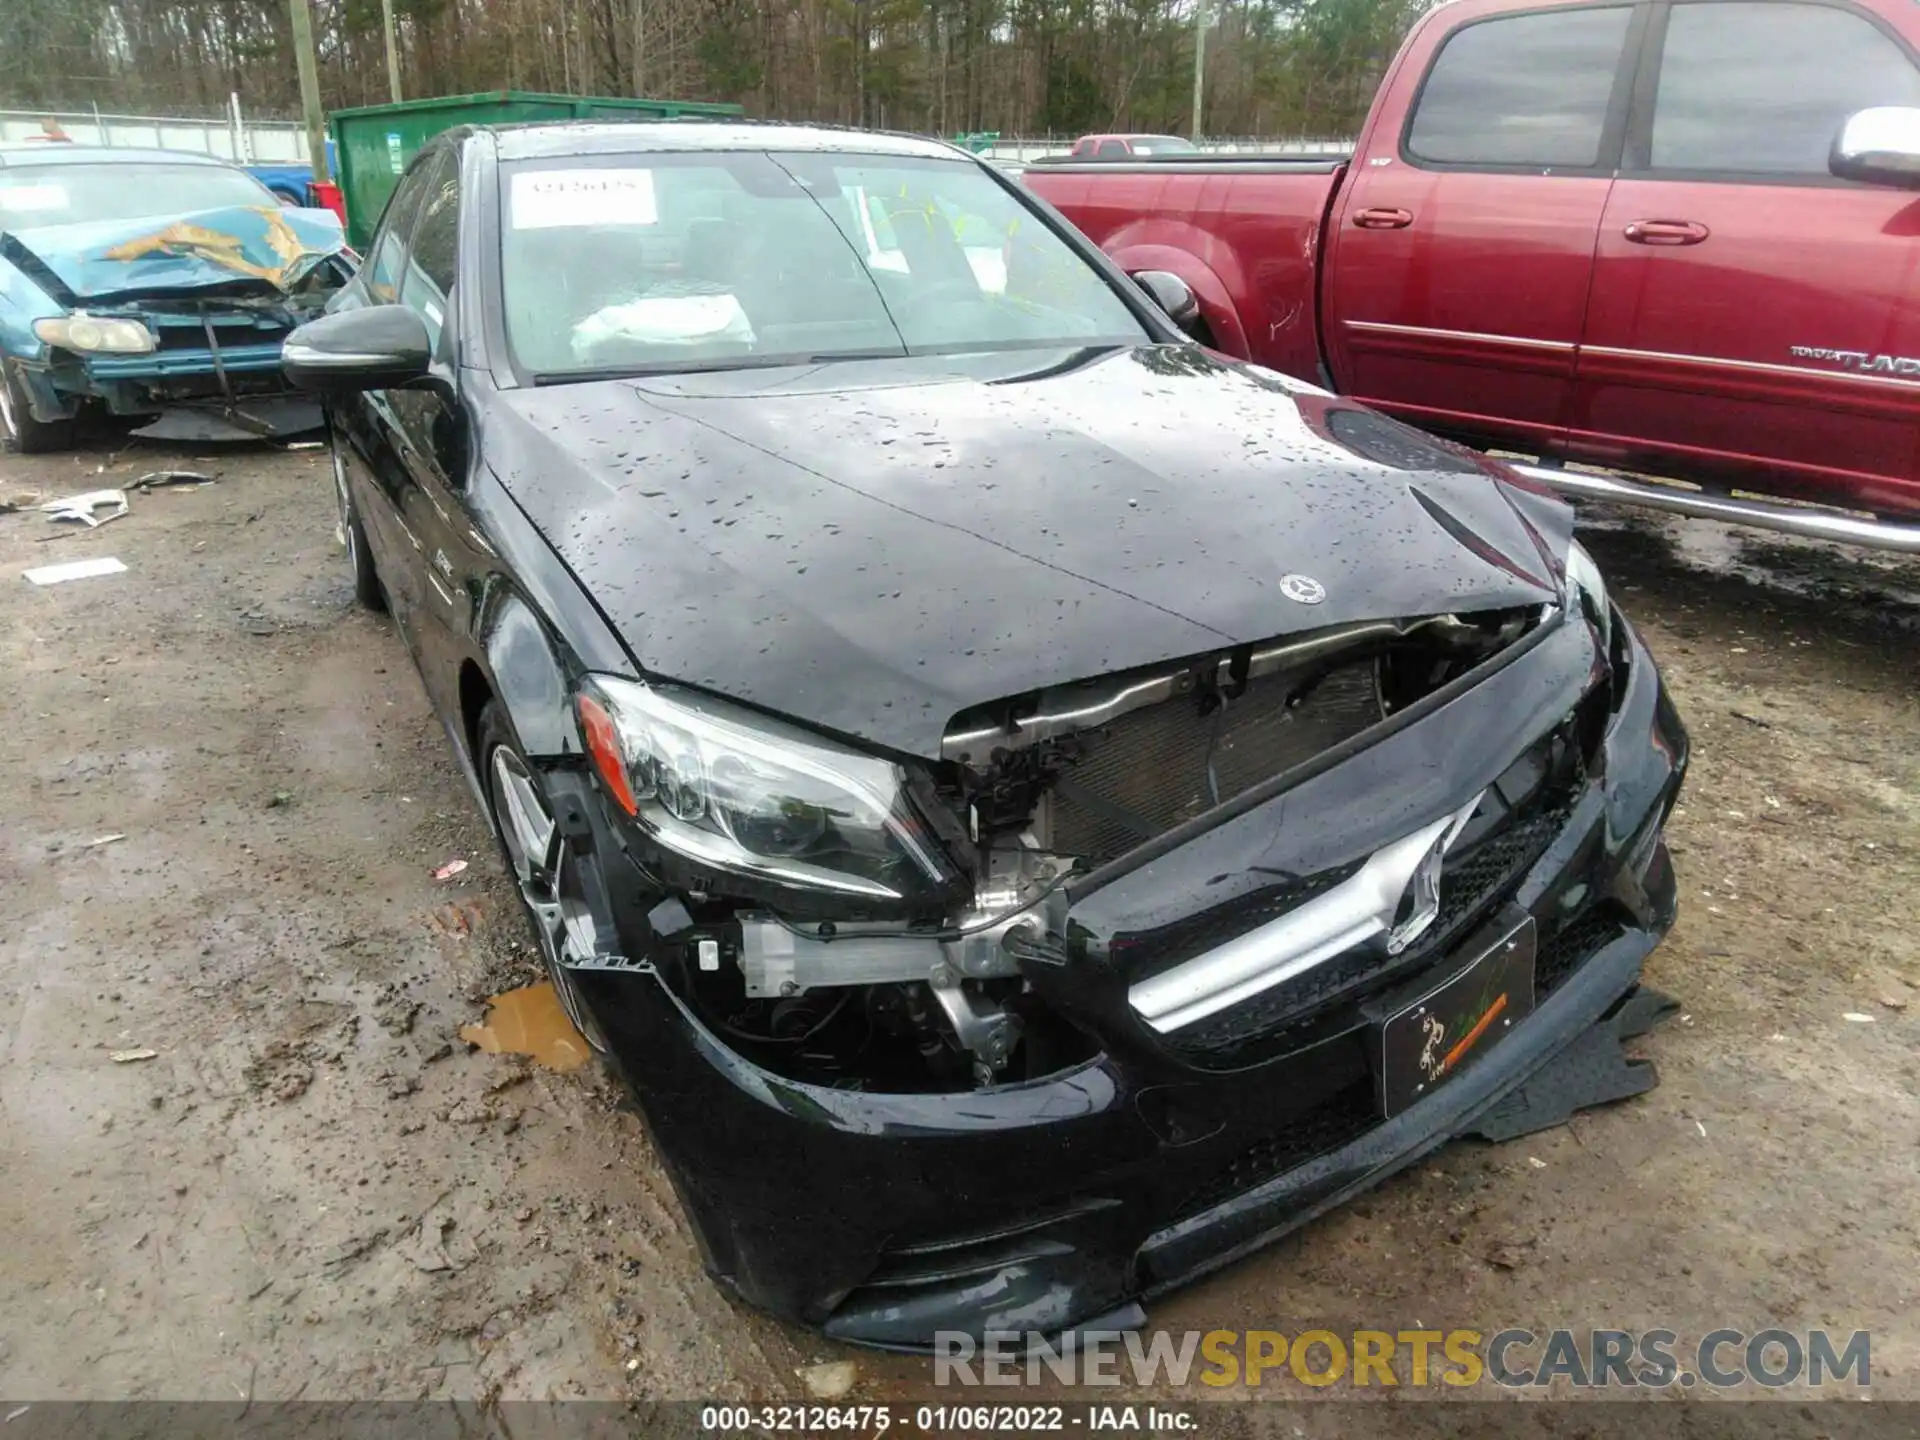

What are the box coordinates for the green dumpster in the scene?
[329,90,746,249]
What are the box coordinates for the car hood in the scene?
[0,204,345,306]
[491,344,1572,758]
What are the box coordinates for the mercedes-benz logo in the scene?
[1279,573,1327,604]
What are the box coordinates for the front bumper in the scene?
[565,609,1687,1348]
[17,338,300,421]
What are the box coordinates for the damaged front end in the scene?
[590,604,1546,1093]
[3,205,353,440]
[540,564,1684,1345]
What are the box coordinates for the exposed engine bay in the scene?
[673,605,1547,1094]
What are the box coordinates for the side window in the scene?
[364,164,433,305]
[1407,6,1634,168]
[400,149,459,353]
[1650,2,1920,174]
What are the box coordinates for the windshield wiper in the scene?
[531,349,909,386]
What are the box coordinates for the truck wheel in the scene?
[0,361,75,454]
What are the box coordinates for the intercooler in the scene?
[1049,660,1383,865]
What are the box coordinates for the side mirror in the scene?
[282,305,431,394]
[1132,269,1200,329]
[1830,106,1920,189]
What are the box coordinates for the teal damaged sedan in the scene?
[0,146,354,451]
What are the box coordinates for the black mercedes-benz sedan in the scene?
[283,121,1686,1349]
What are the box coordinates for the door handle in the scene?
[1353,207,1414,230]
[1624,219,1710,246]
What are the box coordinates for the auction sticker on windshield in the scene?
[510,168,657,229]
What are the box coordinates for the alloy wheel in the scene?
[332,449,354,556]
[489,744,608,1051]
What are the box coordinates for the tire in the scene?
[0,360,75,454]
[331,443,386,611]
[478,701,609,1054]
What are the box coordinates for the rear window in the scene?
[0,163,278,228]
[498,151,1147,377]
[1407,6,1634,168]
[1128,136,1198,155]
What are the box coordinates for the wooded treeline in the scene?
[0,0,1417,139]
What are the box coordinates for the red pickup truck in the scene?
[1025,0,1920,550]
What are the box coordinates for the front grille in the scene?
[1167,804,1565,1063]
[1119,860,1365,985]
[1052,661,1381,865]
[1174,1078,1379,1219]
[148,317,294,353]
[1535,901,1632,995]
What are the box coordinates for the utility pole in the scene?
[1190,0,1207,140]
[631,0,646,95]
[288,0,330,182]
[381,0,403,102]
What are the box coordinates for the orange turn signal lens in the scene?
[576,693,637,816]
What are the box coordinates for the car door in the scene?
[331,155,435,616]
[387,145,485,729]
[1574,0,1920,512]
[1323,0,1646,452]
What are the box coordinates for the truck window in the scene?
[1648,1,1920,175]
[1406,6,1633,168]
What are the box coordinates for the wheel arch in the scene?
[471,592,581,763]
[1103,238,1250,359]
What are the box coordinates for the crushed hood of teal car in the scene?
[0,204,346,303]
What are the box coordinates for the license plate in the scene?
[1374,911,1537,1118]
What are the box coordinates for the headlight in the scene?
[1564,539,1612,652]
[575,676,955,900]
[33,313,157,355]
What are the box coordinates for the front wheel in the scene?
[0,360,74,454]
[479,702,609,1054]
[332,444,386,610]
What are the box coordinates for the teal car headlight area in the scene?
[32,312,157,354]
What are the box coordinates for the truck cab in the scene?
[1029,0,1920,535]
[1067,133,1200,160]
[1327,0,1920,519]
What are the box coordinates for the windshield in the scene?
[1129,136,1197,154]
[498,151,1149,377]
[0,163,278,230]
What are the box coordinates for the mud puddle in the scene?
[460,982,592,1071]
[1577,506,1920,630]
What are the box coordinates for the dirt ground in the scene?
[0,438,1914,1409]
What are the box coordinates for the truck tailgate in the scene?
[1024,159,1346,380]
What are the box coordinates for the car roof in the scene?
[0,145,240,170]
[485,120,966,164]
